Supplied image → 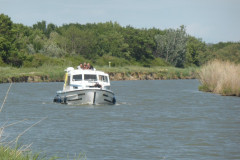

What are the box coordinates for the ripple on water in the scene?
[0,80,240,160]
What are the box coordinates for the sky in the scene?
[1,0,240,43]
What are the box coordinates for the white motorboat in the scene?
[53,67,116,105]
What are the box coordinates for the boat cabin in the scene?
[63,67,111,91]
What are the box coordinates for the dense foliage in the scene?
[154,25,187,67]
[0,13,239,68]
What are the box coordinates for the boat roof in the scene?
[65,67,108,76]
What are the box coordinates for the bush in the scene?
[0,57,7,66]
[199,59,240,96]
[64,55,89,68]
[150,58,170,66]
[95,55,131,67]
[23,54,67,68]
[140,58,170,68]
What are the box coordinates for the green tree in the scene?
[46,23,57,37]
[122,26,155,62]
[0,14,14,39]
[0,14,16,65]
[155,26,187,67]
[33,20,47,34]
[41,32,66,57]
[62,25,80,54]
[59,25,98,58]
[85,21,129,59]
[185,36,206,66]
[12,24,32,53]
[213,43,240,63]
[0,36,11,62]
[28,29,46,53]
[97,30,129,58]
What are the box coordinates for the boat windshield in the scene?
[99,75,108,83]
[73,74,82,81]
[84,74,97,81]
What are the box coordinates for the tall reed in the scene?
[199,59,240,96]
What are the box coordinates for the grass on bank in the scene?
[0,65,66,83]
[198,59,240,96]
[0,145,49,160]
[0,128,86,160]
[0,145,86,160]
[0,65,198,83]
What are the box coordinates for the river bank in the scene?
[0,66,197,83]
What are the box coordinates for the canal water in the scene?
[0,80,240,160]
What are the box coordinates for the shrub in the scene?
[0,57,7,66]
[150,58,170,67]
[95,55,131,67]
[199,59,240,96]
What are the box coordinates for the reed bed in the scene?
[199,60,240,96]
[0,144,40,160]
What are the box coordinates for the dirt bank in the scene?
[108,72,195,80]
[1,71,196,83]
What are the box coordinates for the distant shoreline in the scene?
[0,72,196,83]
[0,66,197,83]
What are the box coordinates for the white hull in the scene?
[54,89,116,105]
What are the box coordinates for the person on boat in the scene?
[94,82,102,88]
[83,62,87,69]
[87,63,94,70]
[77,63,83,69]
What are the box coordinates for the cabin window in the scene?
[99,75,108,83]
[105,76,108,83]
[84,74,97,81]
[99,75,104,81]
[73,74,82,81]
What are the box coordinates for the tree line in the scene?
[0,13,239,68]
